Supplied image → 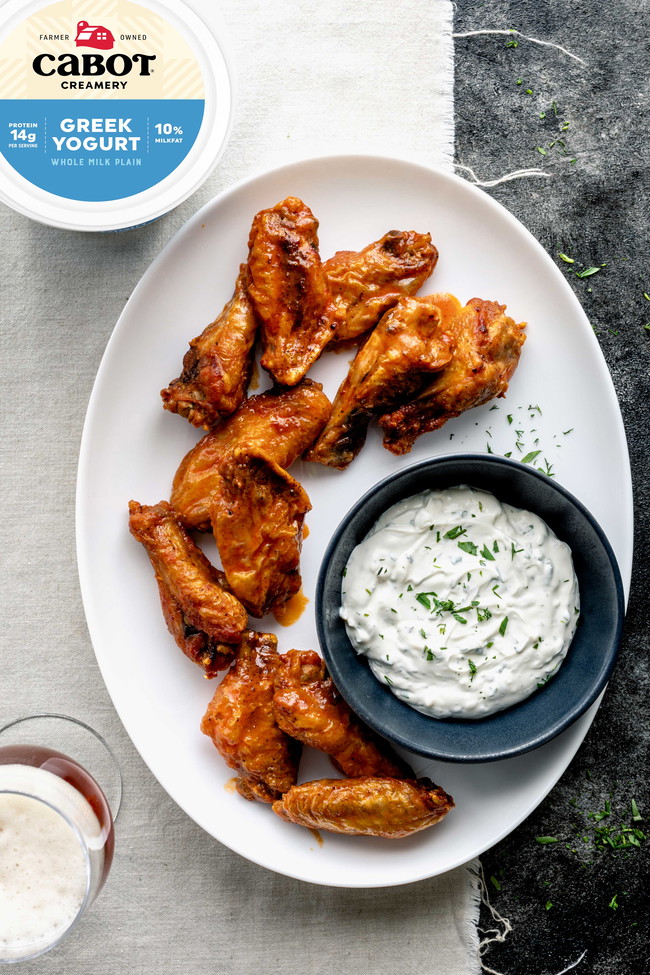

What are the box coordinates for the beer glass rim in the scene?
[0,713,122,820]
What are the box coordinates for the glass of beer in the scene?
[0,713,122,963]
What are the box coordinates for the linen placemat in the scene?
[0,1,482,972]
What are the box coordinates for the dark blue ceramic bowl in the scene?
[316,454,624,763]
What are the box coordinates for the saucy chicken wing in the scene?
[161,265,257,429]
[305,296,453,469]
[273,650,412,778]
[210,449,311,618]
[272,777,454,838]
[201,631,300,802]
[128,501,248,675]
[324,230,438,345]
[171,380,331,531]
[247,196,337,385]
[379,295,526,454]
[154,572,238,677]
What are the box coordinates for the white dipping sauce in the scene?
[341,486,579,719]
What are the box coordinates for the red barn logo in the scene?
[75,20,115,50]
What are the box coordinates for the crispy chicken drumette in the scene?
[128,500,248,675]
[201,631,300,802]
[161,265,258,429]
[247,196,337,385]
[210,449,311,618]
[171,380,331,531]
[380,295,526,454]
[324,230,438,345]
[273,650,412,778]
[305,295,453,469]
[272,777,454,838]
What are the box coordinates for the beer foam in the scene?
[0,765,100,960]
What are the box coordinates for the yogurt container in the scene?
[0,0,233,230]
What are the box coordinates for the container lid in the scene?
[0,0,232,230]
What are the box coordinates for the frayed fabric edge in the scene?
[475,862,513,975]
[433,0,456,173]
[466,858,483,975]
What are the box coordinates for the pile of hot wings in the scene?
[129,196,526,839]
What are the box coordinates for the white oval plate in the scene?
[77,155,632,887]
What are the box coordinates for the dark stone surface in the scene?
[454,2,649,972]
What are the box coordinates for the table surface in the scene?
[455,2,649,973]
[1,2,648,973]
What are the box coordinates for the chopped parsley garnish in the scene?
[535,836,558,844]
[511,543,524,559]
[575,266,600,278]
[537,671,555,688]
[480,544,495,561]
[499,616,509,636]
[631,799,643,822]
[521,449,541,464]
[468,659,477,680]
[444,525,467,540]
[458,540,478,556]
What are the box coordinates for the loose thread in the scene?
[475,864,588,975]
[453,29,587,65]
[475,863,512,975]
[454,163,552,187]
[551,951,588,975]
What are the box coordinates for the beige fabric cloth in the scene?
[0,1,481,972]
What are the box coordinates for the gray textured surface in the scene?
[454,2,649,972]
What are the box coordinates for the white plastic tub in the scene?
[0,0,233,230]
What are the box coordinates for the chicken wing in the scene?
[247,196,337,385]
[210,449,311,618]
[201,631,300,802]
[171,380,331,531]
[324,230,438,345]
[379,295,526,454]
[154,573,237,677]
[160,265,258,429]
[272,777,454,838]
[128,501,248,674]
[273,650,412,778]
[305,296,453,469]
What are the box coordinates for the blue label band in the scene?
[0,99,204,201]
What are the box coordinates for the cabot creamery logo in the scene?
[75,20,115,50]
[31,20,156,79]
